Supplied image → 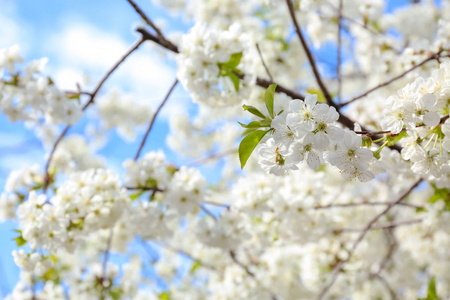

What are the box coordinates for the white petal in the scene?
[327,126,344,141]
[289,100,304,112]
[305,94,317,107]
[306,152,321,170]
[421,93,437,109]
[423,111,440,127]
[357,170,375,182]
[314,132,330,150]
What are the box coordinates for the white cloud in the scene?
[0,1,29,50]
[44,22,191,119]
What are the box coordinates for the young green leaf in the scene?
[189,260,202,274]
[227,71,240,91]
[239,129,270,169]
[260,118,272,127]
[238,121,262,128]
[223,52,242,69]
[419,277,440,300]
[264,84,277,118]
[242,105,266,119]
[13,230,27,247]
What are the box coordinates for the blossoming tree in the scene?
[1,0,450,299]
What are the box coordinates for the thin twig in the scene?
[126,186,164,192]
[134,79,178,160]
[314,201,423,210]
[374,230,397,277]
[337,0,343,103]
[187,148,237,166]
[338,218,422,232]
[43,38,145,192]
[200,204,218,220]
[100,228,114,300]
[339,51,443,107]
[125,0,162,37]
[374,274,398,300]
[229,250,278,300]
[316,179,422,300]
[201,200,230,208]
[125,0,177,51]
[151,240,217,270]
[285,0,333,105]
[255,43,273,81]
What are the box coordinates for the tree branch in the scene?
[316,179,422,300]
[338,218,423,233]
[339,51,443,107]
[314,201,423,210]
[135,28,401,151]
[285,0,334,106]
[134,78,178,160]
[255,43,273,82]
[43,38,145,192]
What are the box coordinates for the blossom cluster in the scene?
[258,94,375,181]
[177,23,253,106]
[17,169,130,252]
[0,45,82,125]
[2,0,450,299]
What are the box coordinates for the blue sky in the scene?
[0,0,418,296]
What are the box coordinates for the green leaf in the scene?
[110,287,123,300]
[386,130,407,146]
[241,128,258,136]
[260,118,272,127]
[223,52,242,69]
[238,121,262,128]
[264,84,277,119]
[239,129,270,169]
[13,230,27,247]
[217,52,243,92]
[189,260,202,274]
[227,71,240,91]
[419,277,440,300]
[66,92,80,100]
[428,184,450,211]
[130,190,145,201]
[416,207,427,213]
[306,88,326,103]
[159,291,170,300]
[242,105,266,119]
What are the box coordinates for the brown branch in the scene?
[126,186,164,192]
[134,78,178,160]
[187,148,237,166]
[150,240,217,270]
[314,201,423,210]
[339,51,443,107]
[200,204,218,220]
[100,228,114,300]
[316,179,422,300]
[374,274,398,300]
[255,43,273,81]
[43,38,145,192]
[135,28,399,149]
[285,0,334,106]
[128,3,179,54]
[338,218,423,233]
[125,0,163,39]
